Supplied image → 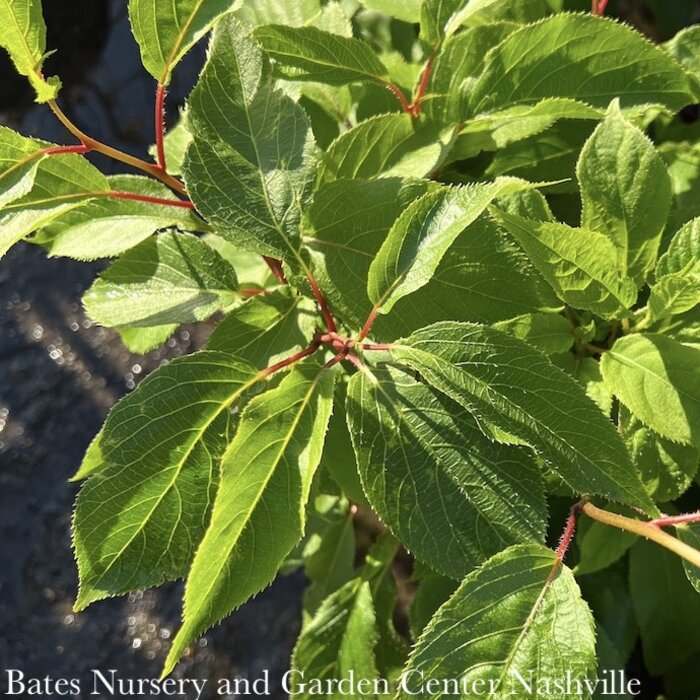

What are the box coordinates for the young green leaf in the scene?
[399,544,596,700]
[163,362,335,677]
[664,26,700,84]
[0,0,61,101]
[304,177,433,328]
[0,153,109,258]
[391,322,655,512]
[577,101,671,284]
[293,580,378,699]
[347,365,547,579]
[253,25,388,86]
[41,175,206,260]
[601,334,700,447]
[630,539,700,675]
[128,0,241,85]
[450,0,559,30]
[492,208,638,319]
[471,14,697,117]
[184,16,315,261]
[291,535,397,700]
[656,216,700,280]
[73,351,261,610]
[619,406,699,503]
[375,213,560,339]
[368,179,540,315]
[0,126,46,207]
[648,273,700,322]
[83,231,239,331]
[206,290,318,369]
[116,324,179,354]
[317,114,455,184]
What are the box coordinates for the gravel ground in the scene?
[0,2,302,698]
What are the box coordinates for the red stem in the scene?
[555,502,584,562]
[306,272,337,334]
[649,512,700,528]
[263,256,287,285]
[409,56,435,116]
[323,347,349,370]
[346,352,364,371]
[259,340,321,378]
[361,342,393,352]
[155,83,168,171]
[240,288,267,297]
[42,144,91,156]
[108,191,195,209]
[386,82,412,114]
[357,306,380,342]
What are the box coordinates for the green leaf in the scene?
[322,384,369,507]
[577,101,671,284]
[664,26,700,84]
[236,0,322,28]
[0,153,109,258]
[184,16,315,261]
[619,406,699,503]
[374,213,560,339]
[419,0,460,46]
[304,177,433,328]
[391,322,655,511]
[492,208,638,319]
[116,324,177,354]
[303,512,356,616]
[73,351,261,610]
[487,119,595,193]
[359,0,421,23]
[70,429,107,482]
[492,312,572,354]
[128,0,241,85]
[368,179,540,314]
[163,362,335,677]
[399,544,596,700]
[409,575,459,639]
[648,273,700,322]
[317,114,455,184]
[253,25,388,85]
[450,0,559,29]
[83,231,239,330]
[630,538,700,675]
[471,14,697,117]
[656,216,700,280]
[206,289,318,369]
[455,99,603,161]
[660,141,700,235]
[601,334,700,448]
[42,175,206,260]
[292,580,378,699]
[347,365,547,578]
[0,0,61,102]
[0,126,45,208]
[551,354,613,415]
[423,23,518,125]
[677,525,700,594]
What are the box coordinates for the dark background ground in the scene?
[0,1,699,699]
[0,2,303,698]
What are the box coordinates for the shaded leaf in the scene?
[601,334,700,447]
[347,364,547,578]
[391,322,654,511]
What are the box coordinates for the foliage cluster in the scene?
[1,0,700,696]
